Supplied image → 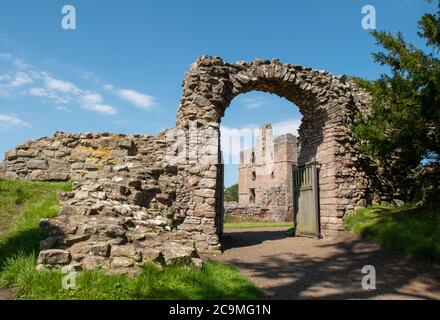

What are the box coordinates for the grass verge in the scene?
[0,179,261,300]
[0,255,261,300]
[344,205,440,263]
[223,215,293,230]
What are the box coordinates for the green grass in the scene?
[224,215,292,230]
[0,256,261,300]
[0,178,71,266]
[344,205,440,263]
[0,179,261,300]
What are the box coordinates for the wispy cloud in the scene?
[80,92,117,115]
[42,73,81,94]
[81,103,117,115]
[9,72,33,87]
[116,89,155,109]
[0,52,159,115]
[103,84,156,110]
[0,74,11,81]
[55,105,71,112]
[242,96,266,109]
[0,53,118,115]
[0,114,31,130]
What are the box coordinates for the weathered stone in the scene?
[111,245,139,260]
[190,257,204,270]
[193,189,216,198]
[57,192,75,202]
[139,247,162,263]
[111,257,134,268]
[198,178,217,189]
[81,256,109,270]
[5,150,17,160]
[90,243,111,257]
[16,149,39,158]
[146,219,167,227]
[27,159,48,170]
[161,243,197,265]
[37,249,71,266]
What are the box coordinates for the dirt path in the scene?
[217,227,440,300]
[0,289,12,300]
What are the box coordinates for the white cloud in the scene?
[81,92,117,115]
[81,103,117,115]
[115,89,155,109]
[13,58,31,70]
[272,119,301,136]
[80,92,117,115]
[0,114,31,130]
[102,84,114,91]
[55,106,71,112]
[28,87,48,97]
[9,72,33,87]
[0,52,159,116]
[243,97,266,109]
[82,92,103,105]
[0,53,13,61]
[28,86,71,104]
[104,84,157,111]
[43,75,81,94]
[0,74,10,81]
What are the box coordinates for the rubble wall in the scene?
[1,131,204,273]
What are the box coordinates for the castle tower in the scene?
[238,124,298,220]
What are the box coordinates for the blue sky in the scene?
[0,0,435,186]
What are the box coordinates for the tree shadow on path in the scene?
[220,229,440,300]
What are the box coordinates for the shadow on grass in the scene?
[346,206,440,263]
[0,227,41,271]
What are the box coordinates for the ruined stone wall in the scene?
[1,131,204,273]
[224,201,286,222]
[2,132,150,182]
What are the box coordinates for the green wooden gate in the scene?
[293,161,321,238]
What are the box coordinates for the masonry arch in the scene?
[174,56,370,255]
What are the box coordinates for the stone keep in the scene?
[238,124,298,221]
[0,56,381,273]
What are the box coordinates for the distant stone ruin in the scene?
[0,56,388,273]
[235,124,298,221]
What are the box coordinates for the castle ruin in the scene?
[237,124,298,221]
[0,56,387,273]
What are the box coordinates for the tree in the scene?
[353,0,440,201]
[224,184,239,202]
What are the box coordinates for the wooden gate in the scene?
[293,161,321,238]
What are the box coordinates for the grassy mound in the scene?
[344,205,440,263]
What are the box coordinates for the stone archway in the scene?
[174,56,371,255]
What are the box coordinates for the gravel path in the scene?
[217,227,440,300]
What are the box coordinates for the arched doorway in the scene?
[174,56,370,255]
